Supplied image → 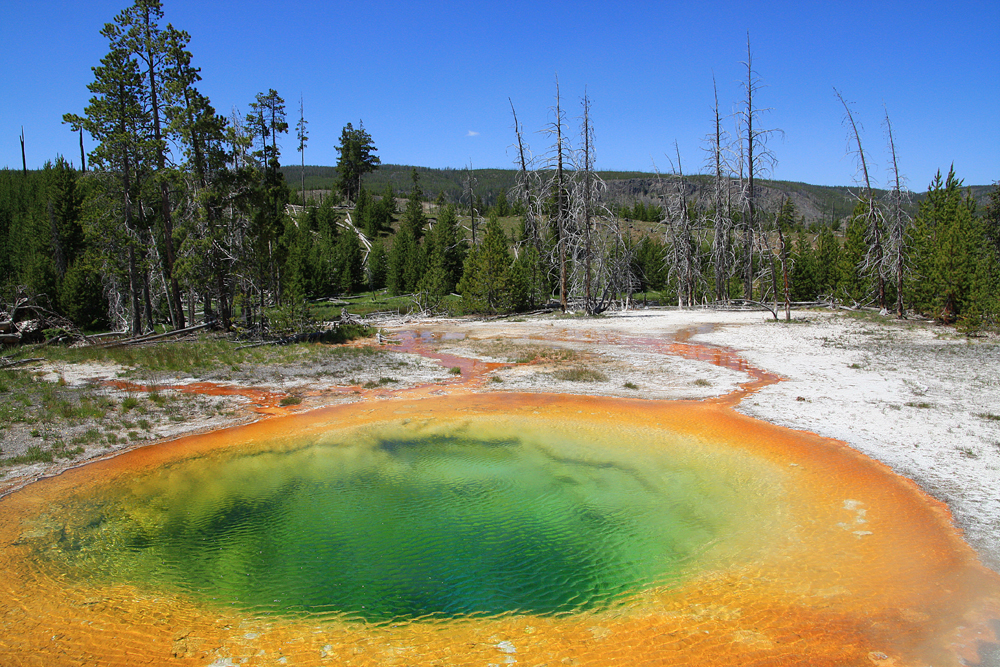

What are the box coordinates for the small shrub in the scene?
[693,379,712,387]
[624,381,639,389]
[554,367,608,383]
[279,395,302,406]
[490,376,503,383]
[976,412,1000,422]
[449,367,462,375]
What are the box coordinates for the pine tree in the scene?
[909,167,980,322]
[335,121,380,203]
[400,169,427,242]
[837,200,870,304]
[366,238,388,291]
[789,229,819,300]
[419,203,465,297]
[458,215,520,313]
[815,226,841,297]
[387,225,423,295]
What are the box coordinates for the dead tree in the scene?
[661,146,699,307]
[735,34,781,301]
[296,95,308,207]
[541,77,571,311]
[706,76,734,303]
[836,88,886,310]
[463,163,478,244]
[509,98,542,250]
[509,99,547,306]
[565,92,631,314]
[882,107,911,318]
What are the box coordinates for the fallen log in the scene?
[99,322,212,349]
[0,357,42,369]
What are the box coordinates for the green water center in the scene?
[29,419,780,623]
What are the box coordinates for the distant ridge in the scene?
[288,164,994,227]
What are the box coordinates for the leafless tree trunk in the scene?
[509,99,541,249]
[79,128,86,172]
[543,77,570,311]
[463,163,478,244]
[883,107,910,318]
[20,127,27,175]
[706,77,732,303]
[580,92,594,312]
[836,88,886,310]
[297,94,308,207]
[736,34,780,302]
[662,146,698,307]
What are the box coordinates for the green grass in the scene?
[624,381,639,389]
[449,366,462,375]
[905,402,934,409]
[1,445,53,466]
[279,395,303,406]
[35,328,376,377]
[977,412,1000,421]
[553,367,608,383]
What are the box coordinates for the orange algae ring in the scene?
[1,393,998,667]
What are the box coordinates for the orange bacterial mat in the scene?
[1,392,998,667]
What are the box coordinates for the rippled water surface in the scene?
[37,420,776,623]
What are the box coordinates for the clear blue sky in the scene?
[2,0,997,189]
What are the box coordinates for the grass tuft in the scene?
[554,367,608,383]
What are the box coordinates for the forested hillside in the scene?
[2,0,998,342]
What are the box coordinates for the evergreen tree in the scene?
[837,201,870,304]
[789,229,819,300]
[335,121,380,203]
[387,225,423,295]
[400,169,427,242]
[634,235,668,293]
[333,229,364,295]
[909,167,980,322]
[366,238,388,291]
[815,226,841,297]
[458,214,520,313]
[419,203,465,297]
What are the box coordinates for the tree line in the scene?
[2,5,998,335]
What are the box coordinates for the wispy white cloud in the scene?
[466,130,479,137]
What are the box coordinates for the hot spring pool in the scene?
[2,393,998,666]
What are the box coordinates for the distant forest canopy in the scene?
[2,0,998,339]
[283,164,995,228]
